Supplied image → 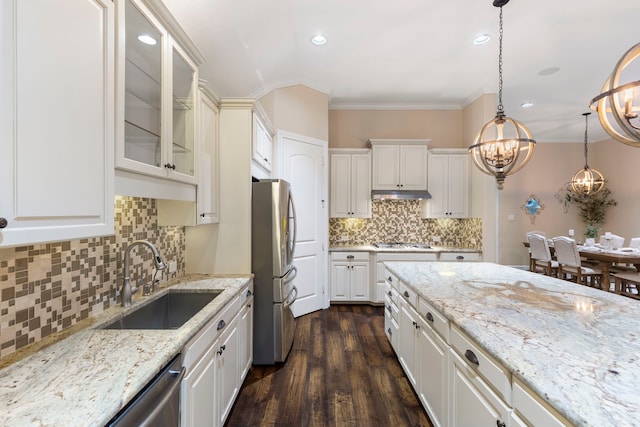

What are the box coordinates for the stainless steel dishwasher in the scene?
[107,353,185,427]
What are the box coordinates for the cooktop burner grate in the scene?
[373,242,432,249]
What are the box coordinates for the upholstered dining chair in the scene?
[598,234,625,249]
[552,236,603,287]
[629,237,640,249]
[525,231,547,271]
[527,233,558,277]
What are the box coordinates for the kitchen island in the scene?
[384,261,640,426]
[0,275,252,426]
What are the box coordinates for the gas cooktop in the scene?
[373,242,432,249]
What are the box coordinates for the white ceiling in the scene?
[162,0,639,143]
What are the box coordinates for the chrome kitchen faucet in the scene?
[121,240,166,307]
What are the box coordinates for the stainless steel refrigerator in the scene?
[251,179,298,364]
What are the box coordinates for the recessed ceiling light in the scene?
[473,34,490,45]
[311,34,327,46]
[521,101,534,108]
[137,34,157,46]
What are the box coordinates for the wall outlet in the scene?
[339,235,349,242]
[168,260,178,273]
[432,236,440,243]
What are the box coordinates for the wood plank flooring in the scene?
[225,305,433,427]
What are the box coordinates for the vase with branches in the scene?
[554,184,618,239]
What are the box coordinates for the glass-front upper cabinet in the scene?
[116,0,201,185]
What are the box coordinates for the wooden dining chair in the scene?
[527,233,558,277]
[525,231,547,271]
[598,234,625,249]
[552,236,603,287]
[612,272,640,299]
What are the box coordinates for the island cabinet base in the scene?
[384,268,572,427]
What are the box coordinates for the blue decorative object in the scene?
[522,195,544,224]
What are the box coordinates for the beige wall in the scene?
[497,138,640,267]
[328,109,463,149]
[260,85,329,141]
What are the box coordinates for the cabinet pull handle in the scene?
[386,305,391,312]
[496,421,506,427]
[217,319,226,331]
[164,163,176,170]
[387,327,392,335]
[347,255,354,260]
[0,218,7,229]
[456,255,464,261]
[387,276,392,282]
[425,312,434,322]
[217,344,226,355]
[465,349,479,366]
[403,291,410,298]
[387,291,392,297]
[246,289,253,297]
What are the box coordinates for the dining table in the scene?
[523,241,640,291]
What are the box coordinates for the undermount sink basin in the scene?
[102,290,222,330]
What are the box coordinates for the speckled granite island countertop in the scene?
[0,275,251,427]
[384,262,640,426]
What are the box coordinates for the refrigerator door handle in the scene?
[284,286,298,309]
[288,191,297,263]
[283,265,298,285]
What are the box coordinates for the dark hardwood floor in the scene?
[225,304,433,427]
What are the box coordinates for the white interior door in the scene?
[277,131,328,317]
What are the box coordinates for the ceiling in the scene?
[162,0,639,143]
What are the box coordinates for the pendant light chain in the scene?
[583,113,589,168]
[497,6,504,113]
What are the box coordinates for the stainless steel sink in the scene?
[102,290,222,330]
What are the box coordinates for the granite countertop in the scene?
[329,244,481,253]
[0,275,252,427]
[384,261,640,427]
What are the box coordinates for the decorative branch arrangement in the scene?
[554,184,618,238]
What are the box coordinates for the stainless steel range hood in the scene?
[371,189,432,200]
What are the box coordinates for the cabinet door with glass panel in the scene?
[116,0,199,184]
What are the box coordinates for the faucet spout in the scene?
[121,240,166,307]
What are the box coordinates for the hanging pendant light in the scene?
[570,112,605,195]
[590,43,640,147]
[469,0,535,190]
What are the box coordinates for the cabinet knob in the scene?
[425,312,434,322]
[464,349,480,366]
[0,218,7,229]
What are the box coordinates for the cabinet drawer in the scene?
[450,325,511,404]
[439,252,482,262]
[418,298,449,342]
[398,281,418,308]
[513,378,569,427]
[384,282,400,307]
[330,251,369,262]
[384,293,399,322]
[385,269,400,291]
[184,294,240,369]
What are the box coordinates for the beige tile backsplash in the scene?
[330,200,482,248]
[0,197,185,358]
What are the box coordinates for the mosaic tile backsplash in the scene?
[0,197,185,358]
[330,200,482,248]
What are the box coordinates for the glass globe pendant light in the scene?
[469,0,536,190]
[590,43,640,147]
[569,112,605,195]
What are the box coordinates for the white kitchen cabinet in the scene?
[383,283,400,353]
[329,149,371,218]
[398,294,420,388]
[115,0,204,188]
[418,314,448,427]
[368,139,429,191]
[238,284,254,383]
[252,112,274,175]
[375,252,437,303]
[439,252,482,262]
[512,378,571,427]
[422,149,469,218]
[330,252,370,302]
[216,313,240,426]
[449,348,511,427]
[0,0,115,247]
[181,285,253,427]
